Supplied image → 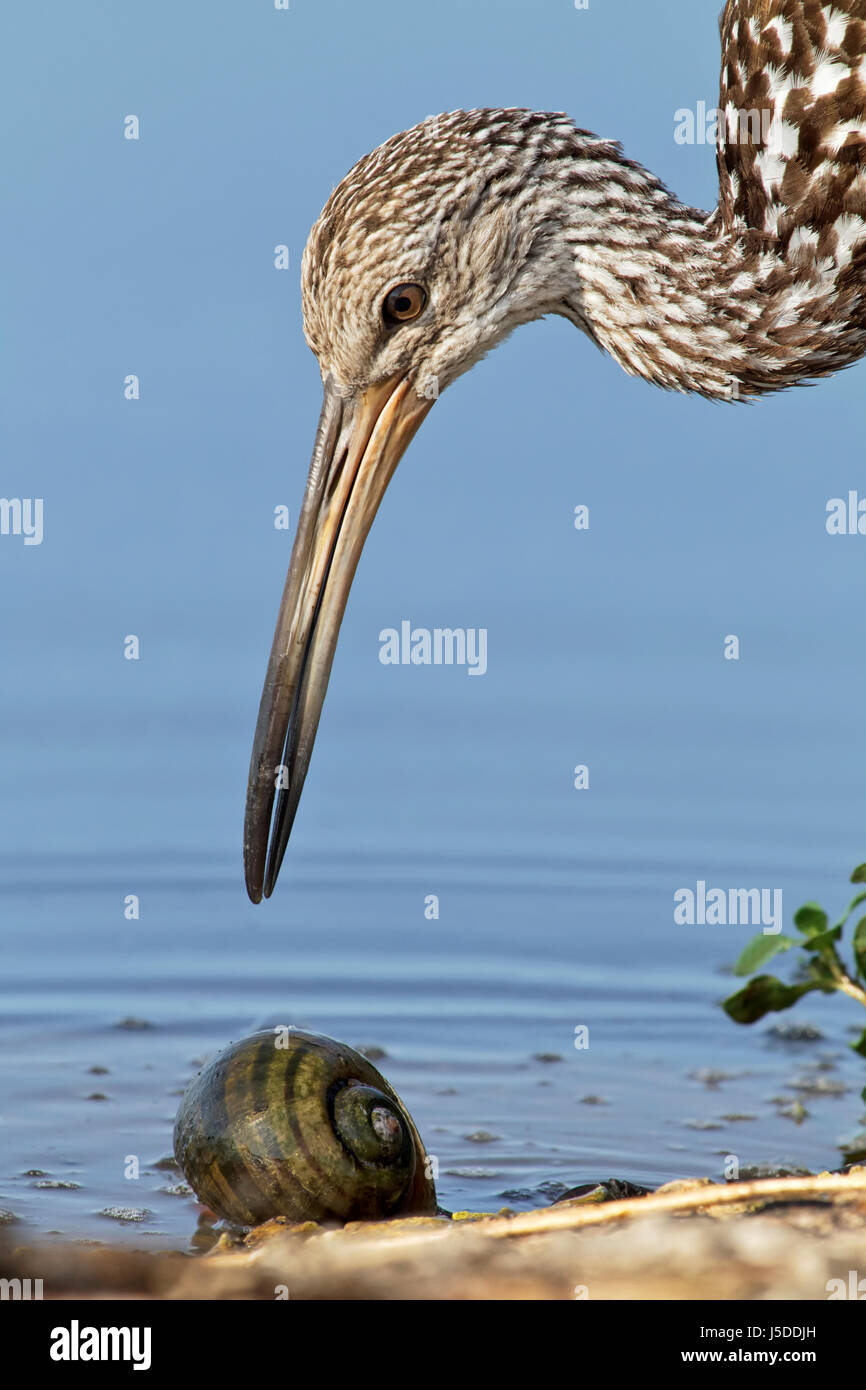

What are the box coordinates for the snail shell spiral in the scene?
[173,1028,437,1226]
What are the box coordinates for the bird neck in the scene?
[542,144,865,401]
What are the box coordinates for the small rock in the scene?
[87,1066,109,1075]
[533,1052,563,1064]
[840,1133,866,1164]
[244,1216,320,1246]
[99,1207,153,1223]
[787,1076,848,1097]
[766,1022,824,1042]
[536,1180,572,1200]
[738,1162,813,1180]
[689,1068,738,1086]
[444,1167,503,1179]
[555,1178,652,1204]
[86,1093,109,1102]
[579,1095,608,1105]
[114,1017,153,1030]
[497,1180,571,1204]
[778,1101,809,1124]
[464,1131,500,1144]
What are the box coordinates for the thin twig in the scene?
[478,1171,866,1239]
[833,972,866,1009]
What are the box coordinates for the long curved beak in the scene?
[244,372,434,902]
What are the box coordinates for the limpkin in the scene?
[244,0,866,902]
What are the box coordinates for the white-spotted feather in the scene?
[301,1,866,402]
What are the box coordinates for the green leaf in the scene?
[830,890,866,933]
[850,1029,866,1059]
[851,864,866,884]
[852,917,866,981]
[793,902,828,936]
[733,934,796,977]
[801,927,843,953]
[722,974,818,1025]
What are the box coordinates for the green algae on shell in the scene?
[173,1029,437,1227]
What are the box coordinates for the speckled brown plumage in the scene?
[301,1,866,401]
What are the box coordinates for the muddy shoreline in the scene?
[4,1170,865,1301]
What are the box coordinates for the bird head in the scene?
[301,108,573,397]
[244,109,577,901]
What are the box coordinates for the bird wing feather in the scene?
[717,0,866,262]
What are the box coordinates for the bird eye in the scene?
[383,283,427,325]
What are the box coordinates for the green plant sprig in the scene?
[722,863,866,1065]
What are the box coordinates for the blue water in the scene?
[2,568,865,1245]
[2,0,866,1247]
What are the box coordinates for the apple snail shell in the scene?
[173,1028,437,1226]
